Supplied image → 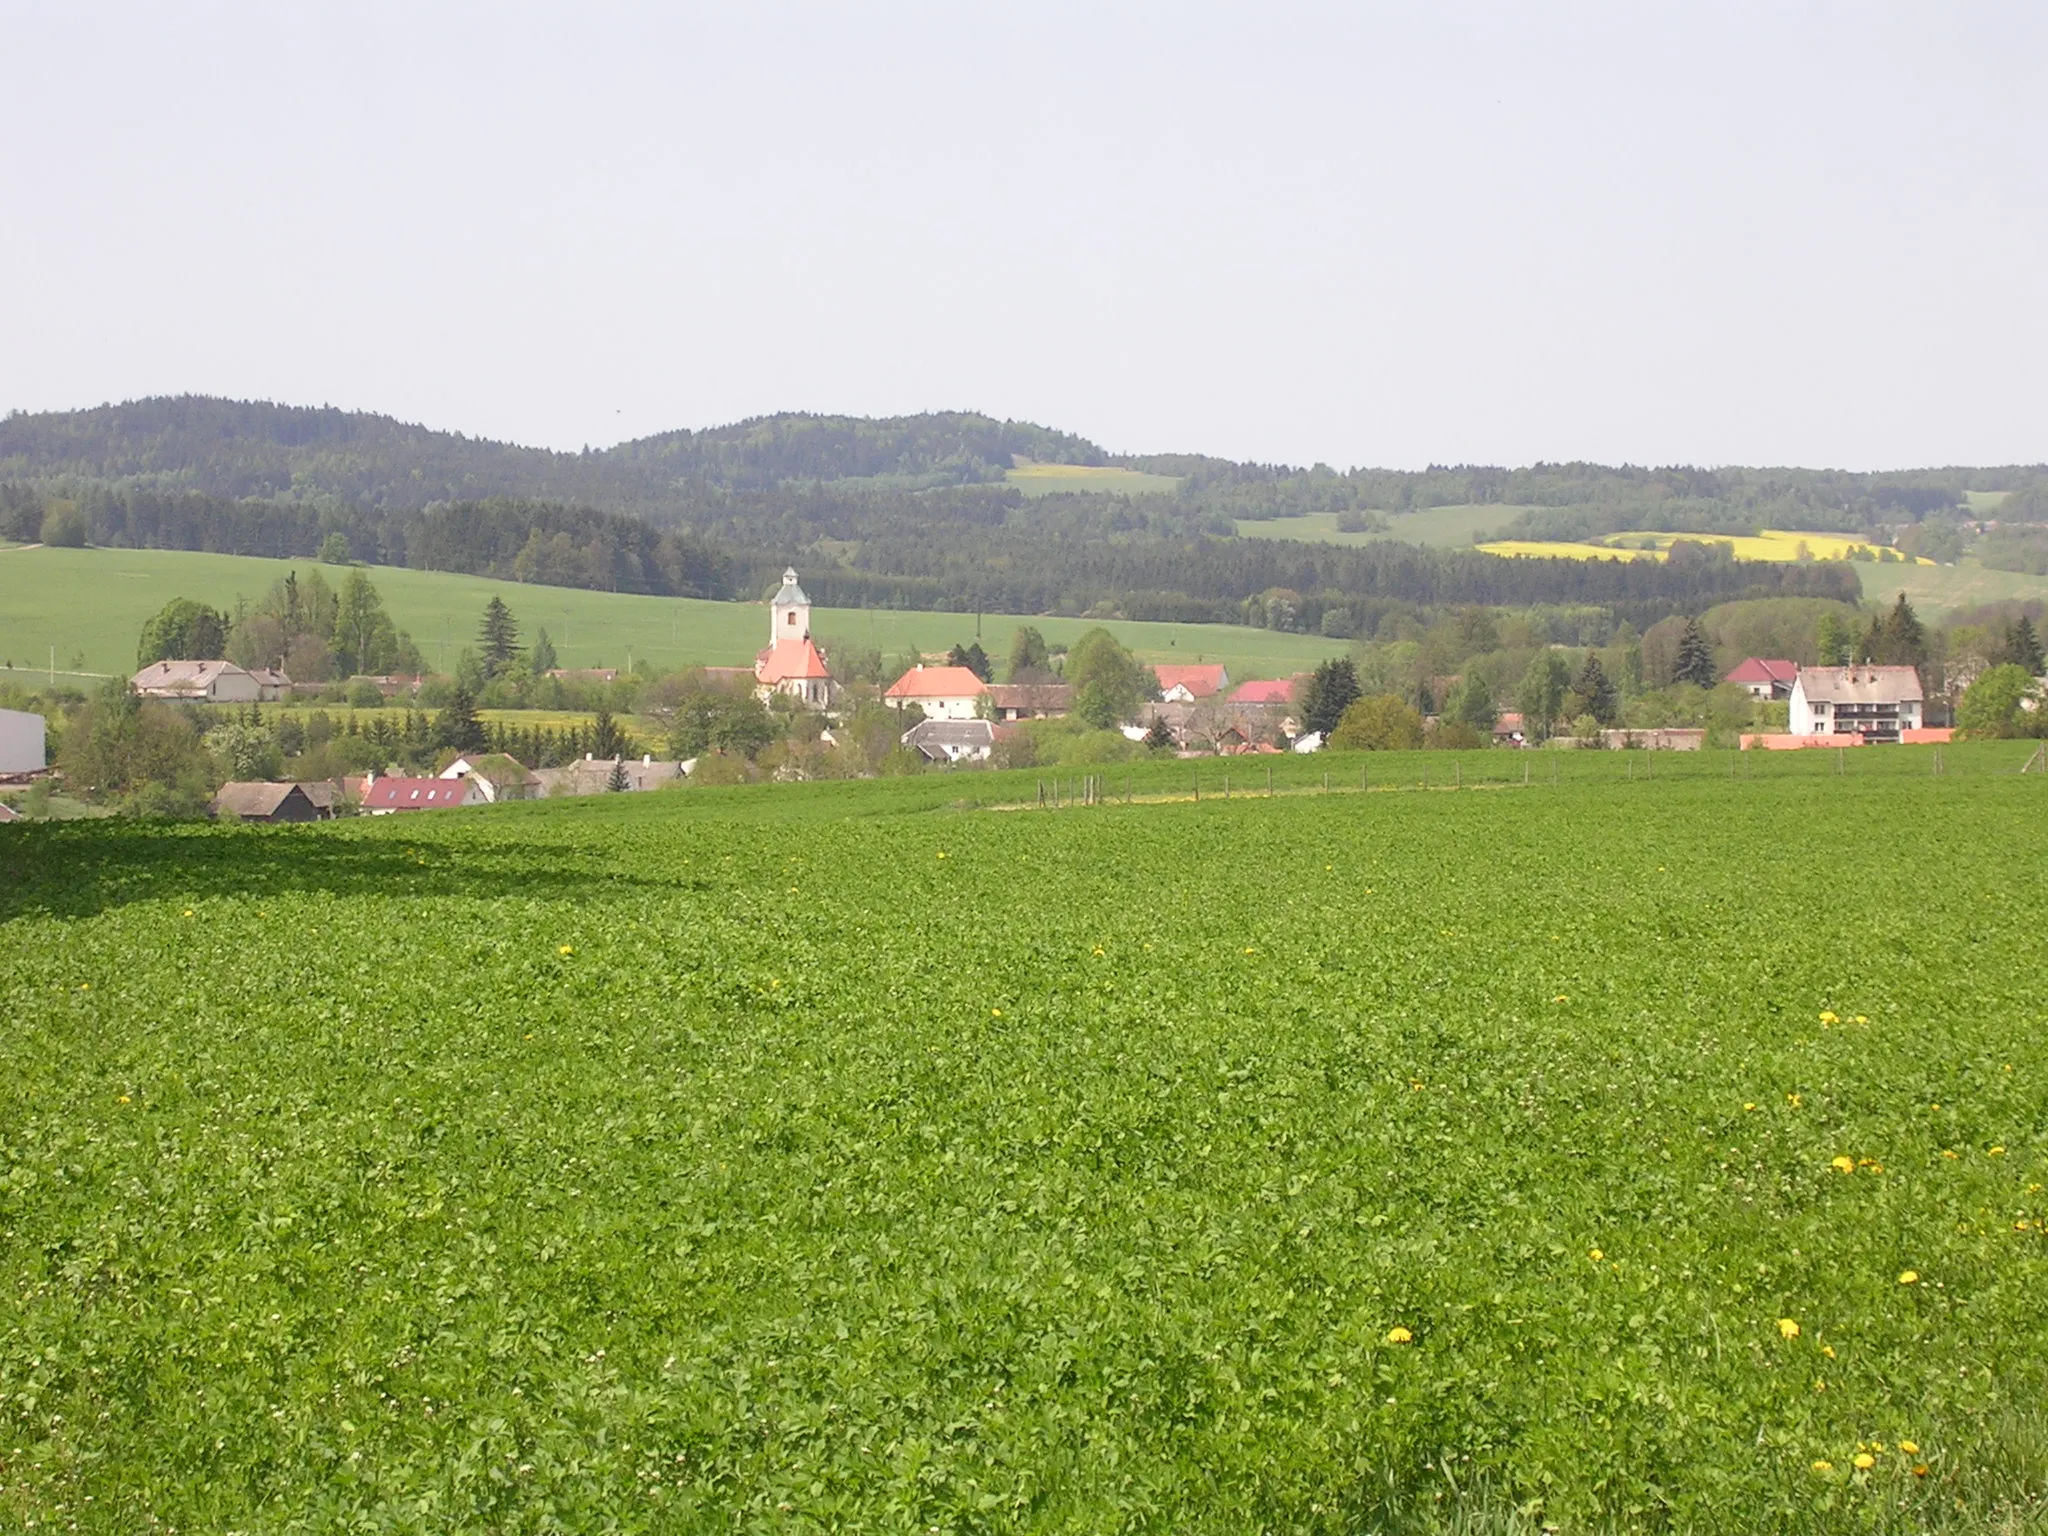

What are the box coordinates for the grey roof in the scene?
[772,568,810,608]
[211,782,306,818]
[902,719,996,750]
[1795,666,1923,705]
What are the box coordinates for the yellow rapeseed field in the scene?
[1478,529,1934,565]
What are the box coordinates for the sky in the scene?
[3,2,2043,470]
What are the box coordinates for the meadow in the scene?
[1005,465,1184,499]
[1236,506,1530,550]
[4,746,2046,1532]
[0,546,1338,684]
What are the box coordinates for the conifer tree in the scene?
[1569,654,1620,725]
[1999,616,2043,674]
[434,684,487,753]
[1299,657,1361,737]
[1674,617,1718,688]
[477,596,522,679]
[529,627,558,674]
[1877,593,1927,667]
[591,706,628,761]
[605,758,631,792]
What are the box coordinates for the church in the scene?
[753,569,836,708]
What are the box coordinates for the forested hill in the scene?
[0,394,1979,627]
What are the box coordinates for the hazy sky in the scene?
[4,2,2043,469]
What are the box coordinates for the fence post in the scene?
[1524,758,1530,786]
[1223,773,1229,799]
[1193,770,1199,803]
[1267,764,1273,796]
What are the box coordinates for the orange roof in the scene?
[756,637,832,684]
[1153,663,1227,697]
[884,664,987,699]
[1229,677,1299,705]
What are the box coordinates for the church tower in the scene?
[770,568,811,643]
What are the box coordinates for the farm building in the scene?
[1725,658,1799,700]
[439,753,541,802]
[532,755,690,796]
[0,707,47,773]
[1228,677,1301,706]
[210,781,334,822]
[1790,666,1923,742]
[1153,664,1229,702]
[246,667,294,701]
[130,659,260,703]
[360,775,487,814]
[753,570,837,708]
[884,664,987,720]
[983,682,1071,721]
[1595,728,1705,751]
[902,718,997,764]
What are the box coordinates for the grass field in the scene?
[1005,464,1183,499]
[0,546,1342,684]
[4,747,2046,1530]
[1236,505,1530,550]
[1853,559,2048,619]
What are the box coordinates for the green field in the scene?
[1853,558,2048,618]
[0,546,1339,683]
[5,748,2047,1530]
[1236,505,1532,550]
[1005,464,1184,499]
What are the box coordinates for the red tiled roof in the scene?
[1152,663,1227,697]
[361,777,476,810]
[1228,677,1299,705]
[884,664,987,699]
[756,637,832,683]
[1724,658,1799,685]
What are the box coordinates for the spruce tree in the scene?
[477,596,522,679]
[2001,616,2043,675]
[605,758,631,793]
[1570,654,1620,725]
[1674,618,1718,688]
[1300,657,1361,737]
[529,627,558,674]
[434,684,487,754]
[1877,593,1926,667]
[591,707,628,761]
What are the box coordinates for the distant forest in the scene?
[7,396,2039,629]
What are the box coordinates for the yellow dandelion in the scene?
[1898,1270,1918,1285]
[991,1008,1003,1018]
[1819,1010,1838,1024]
[182,908,194,917]
[558,944,573,955]
[1821,1344,1836,1359]
[1385,1327,1413,1344]
[1588,1248,1604,1262]
[1899,1440,1919,1455]
[117,1094,131,1104]
[1853,1453,1874,1470]
[1811,1460,1833,1473]
[1787,1093,1802,1108]
[78,983,90,991]
[1244,946,1257,955]
[936,851,947,859]
[1553,994,1569,1004]
[1989,1146,2006,1156]
[1743,1102,1757,1111]
[1942,1149,1960,1160]
[1830,1156,1855,1173]
[1854,1015,1868,1025]
[1092,946,1105,956]
[1777,1318,1800,1339]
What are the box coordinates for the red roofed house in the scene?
[753,570,837,708]
[1228,676,1301,706]
[1152,663,1229,702]
[360,773,487,814]
[884,664,989,720]
[1724,658,1799,701]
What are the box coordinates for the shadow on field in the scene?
[0,819,696,922]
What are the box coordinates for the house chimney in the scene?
[643,754,651,765]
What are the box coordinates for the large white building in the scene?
[1789,665,1923,742]
[130,659,261,703]
[0,707,46,774]
[753,569,836,708]
[883,664,989,720]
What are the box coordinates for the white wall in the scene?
[207,671,261,703]
[0,708,45,773]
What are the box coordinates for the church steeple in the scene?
[770,568,811,643]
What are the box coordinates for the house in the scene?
[210,781,333,822]
[348,674,426,699]
[1291,731,1324,753]
[902,718,997,764]
[1228,677,1301,706]
[1725,658,1799,701]
[884,664,988,720]
[247,667,294,702]
[1492,711,1527,746]
[0,707,46,774]
[1152,663,1229,702]
[360,774,488,814]
[983,682,1072,721]
[130,659,260,703]
[532,755,690,796]
[752,569,836,708]
[1790,665,1924,742]
[439,753,541,802]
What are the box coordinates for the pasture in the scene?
[1236,505,1529,550]
[1005,465,1184,499]
[0,545,1337,684]
[4,747,2046,1531]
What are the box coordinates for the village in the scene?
[1,566,2000,825]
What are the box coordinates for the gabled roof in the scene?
[361,777,478,810]
[1793,665,1923,704]
[0,801,21,823]
[247,667,293,688]
[884,664,987,699]
[440,753,537,786]
[210,782,316,819]
[902,718,997,749]
[757,637,833,683]
[1152,663,1228,698]
[1228,677,1300,705]
[1725,658,1799,686]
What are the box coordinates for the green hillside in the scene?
[0,545,1343,682]
[1236,504,1531,550]
[1852,557,2048,618]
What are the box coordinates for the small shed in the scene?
[211,782,331,822]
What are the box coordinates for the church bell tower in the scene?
[770,568,811,643]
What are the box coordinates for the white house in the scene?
[1152,663,1229,703]
[1790,665,1923,742]
[0,708,46,774]
[884,664,988,720]
[902,718,997,764]
[130,659,261,703]
[247,667,294,701]
[752,569,836,708]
